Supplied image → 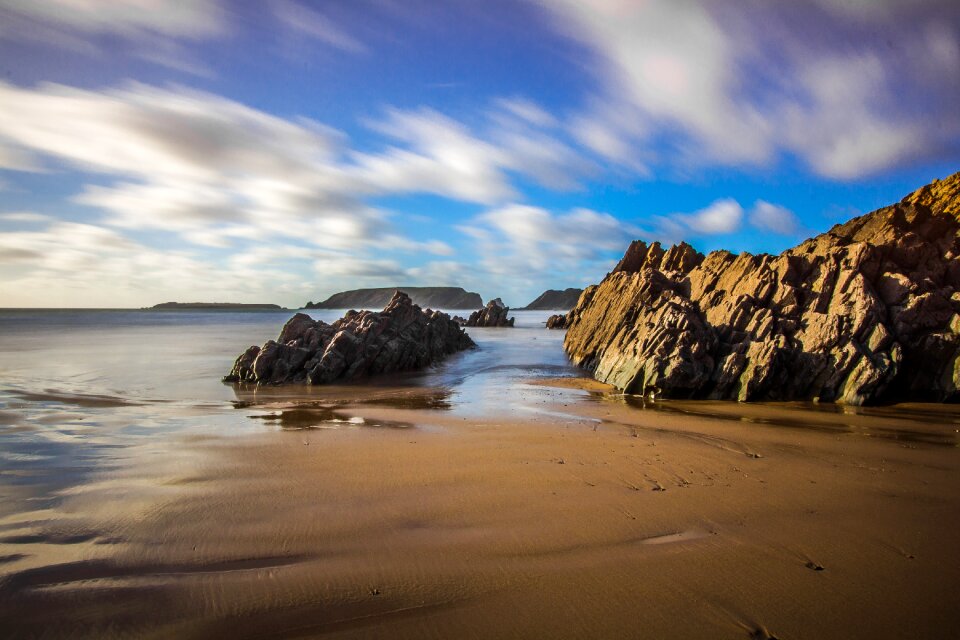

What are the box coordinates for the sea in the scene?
[0,308,581,520]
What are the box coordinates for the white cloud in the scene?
[405,261,473,287]
[676,199,743,235]
[0,211,51,223]
[0,81,429,256]
[543,0,772,166]
[748,201,801,236]
[649,198,800,241]
[1,81,591,306]
[648,198,747,242]
[459,204,634,302]
[357,105,594,202]
[0,81,341,184]
[313,256,406,279]
[0,0,227,74]
[0,0,226,39]
[356,107,517,203]
[781,54,925,179]
[492,97,558,128]
[569,112,642,170]
[540,0,960,178]
[0,218,327,307]
[272,0,367,54]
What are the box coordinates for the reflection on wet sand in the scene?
[250,407,413,430]
[604,393,960,447]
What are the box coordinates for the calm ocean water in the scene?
[0,308,582,518]
[0,307,576,404]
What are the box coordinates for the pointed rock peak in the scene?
[613,240,650,274]
[660,242,705,274]
[488,298,505,308]
[388,290,413,306]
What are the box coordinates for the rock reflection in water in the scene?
[600,393,959,447]
[233,386,454,430]
[250,406,413,430]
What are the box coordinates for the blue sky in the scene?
[0,0,958,308]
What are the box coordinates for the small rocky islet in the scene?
[462,298,515,327]
[224,291,474,385]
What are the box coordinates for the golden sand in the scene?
[1,380,958,638]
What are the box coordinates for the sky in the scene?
[0,0,958,308]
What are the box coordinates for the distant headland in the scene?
[305,287,482,310]
[148,302,286,311]
[518,288,584,310]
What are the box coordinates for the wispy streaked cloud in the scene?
[272,0,367,54]
[0,0,228,74]
[541,0,960,178]
[492,97,559,129]
[0,79,591,305]
[457,204,635,301]
[651,198,802,243]
[0,0,226,39]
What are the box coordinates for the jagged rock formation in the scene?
[563,172,960,404]
[465,298,515,327]
[306,287,482,310]
[225,292,475,385]
[546,313,568,329]
[520,288,584,310]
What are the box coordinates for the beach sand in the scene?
[1,379,959,638]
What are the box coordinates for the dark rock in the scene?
[465,298,515,327]
[224,292,475,385]
[546,313,569,329]
[563,171,960,404]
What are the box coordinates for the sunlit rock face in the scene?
[564,172,960,404]
[225,291,475,385]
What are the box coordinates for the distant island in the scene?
[306,287,482,310]
[148,302,286,311]
[519,288,584,310]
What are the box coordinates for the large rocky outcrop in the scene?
[564,172,960,404]
[305,287,482,310]
[225,292,475,385]
[464,298,515,327]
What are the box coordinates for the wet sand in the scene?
[1,380,959,638]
